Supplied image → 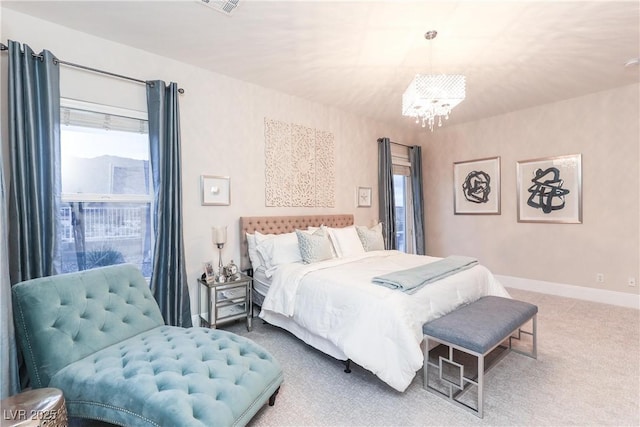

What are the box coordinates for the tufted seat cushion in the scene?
[12,264,283,427]
[52,326,282,427]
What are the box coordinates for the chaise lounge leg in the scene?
[268,387,280,406]
[344,359,352,373]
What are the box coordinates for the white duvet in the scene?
[259,250,510,392]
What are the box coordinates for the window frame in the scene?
[59,98,153,276]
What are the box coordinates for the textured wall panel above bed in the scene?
[264,118,336,208]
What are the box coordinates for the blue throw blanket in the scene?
[371,256,479,294]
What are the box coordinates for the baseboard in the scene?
[496,275,640,310]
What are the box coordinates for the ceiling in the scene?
[4,1,640,129]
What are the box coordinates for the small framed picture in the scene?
[517,154,582,223]
[203,261,216,283]
[453,156,501,215]
[201,175,230,206]
[357,186,372,207]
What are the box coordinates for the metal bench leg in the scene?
[532,314,537,358]
[423,338,482,417]
[423,338,429,390]
[510,314,538,359]
[477,354,484,418]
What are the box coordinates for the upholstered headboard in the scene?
[239,214,354,271]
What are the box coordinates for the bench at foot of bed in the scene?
[422,296,538,418]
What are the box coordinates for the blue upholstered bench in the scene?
[422,296,537,418]
[12,264,284,427]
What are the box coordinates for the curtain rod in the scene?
[1,42,184,94]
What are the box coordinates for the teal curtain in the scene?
[1,148,19,398]
[409,146,425,255]
[146,80,192,327]
[377,137,396,250]
[7,41,61,283]
[6,40,61,392]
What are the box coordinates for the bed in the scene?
[239,214,510,392]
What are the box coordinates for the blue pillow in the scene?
[296,229,334,264]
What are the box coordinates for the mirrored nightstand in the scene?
[198,272,252,331]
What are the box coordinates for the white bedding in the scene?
[252,266,271,298]
[259,250,510,392]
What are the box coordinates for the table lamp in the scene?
[212,225,227,278]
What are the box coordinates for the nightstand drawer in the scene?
[217,287,246,301]
[217,302,246,320]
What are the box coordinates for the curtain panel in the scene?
[7,41,61,284]
[1,147,18,398]
[377,137,396,250]
[410,146,425,255]
[5,40,61,393]
[146,80,192,327]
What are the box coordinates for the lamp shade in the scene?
[212,226,227,245]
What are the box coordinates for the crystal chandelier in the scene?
[402,31,466,131]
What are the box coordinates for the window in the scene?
[59,99,153,277]
[392,144,415,254]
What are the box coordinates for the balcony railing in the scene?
[60,205,144,242]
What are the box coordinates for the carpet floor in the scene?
[224,288,639,427]
[69,288,640,426]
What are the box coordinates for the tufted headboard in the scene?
[239,214,354,271]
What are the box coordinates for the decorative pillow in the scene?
[356,223,385,251]
[296,229,333,264]
[246,233,263,269]
[256,231,303,275]
[314,225,339,257]
[326,226,365,258]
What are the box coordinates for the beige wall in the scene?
[0,9,418,315]
[4,8,638,305]
[421,84,640,295]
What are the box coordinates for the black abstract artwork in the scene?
[526,167,570,213]
[462,170,491,204]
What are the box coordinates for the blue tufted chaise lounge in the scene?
[12,264,284,427]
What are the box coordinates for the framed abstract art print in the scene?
[453,156,501,215]
[516,154,582,223]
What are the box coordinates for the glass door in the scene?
[393,174,415,254]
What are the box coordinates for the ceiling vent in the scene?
[198,0,240,15]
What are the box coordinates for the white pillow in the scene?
[356,223,385,251]
[254,229,311,243]
[254,230,274,244]
[246,232,263,270]
[296,228,334,264]
[326,226,365,258]
[252,230,278,269]
[256,231,303,273]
